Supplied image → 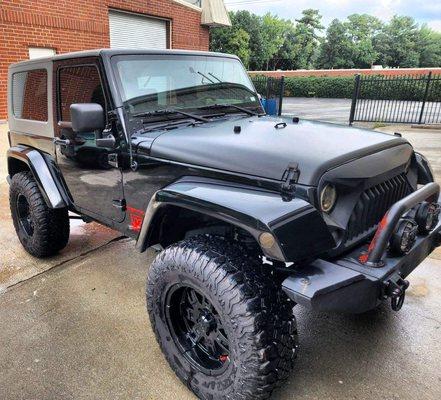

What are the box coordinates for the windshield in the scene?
[112,54,261,116]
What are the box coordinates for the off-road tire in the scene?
[9,171,70,257]
[146,235,298,400]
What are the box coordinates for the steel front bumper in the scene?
[282,183,441,313]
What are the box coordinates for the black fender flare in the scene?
[414,152,434,184]
[136,179,335,262]
[7,145,67,209]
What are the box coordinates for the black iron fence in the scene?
[349,72,441,125]
[250,75,285,116]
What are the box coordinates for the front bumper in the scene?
[282,183,441,313]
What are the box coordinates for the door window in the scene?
[58,65,106,121]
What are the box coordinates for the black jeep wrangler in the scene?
[6,49,441,400]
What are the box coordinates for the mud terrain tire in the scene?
[9,171,70,257]
[146,235,298,400]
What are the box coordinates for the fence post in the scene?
[278,76,285,116]
[349,74,361,125]
[418,71,432,125]
[265,77,271,101]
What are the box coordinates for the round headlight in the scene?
[259,232,276,249]
[390,219,418,255]
[320,184,337,213]
[415,202,440,234]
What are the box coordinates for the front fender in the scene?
[136,179,335,262]
[7,145,66,209]
[415,152,434,184]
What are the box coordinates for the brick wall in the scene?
[0,0,210,119]
[249,68,441,78]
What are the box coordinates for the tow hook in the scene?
[384,277,410,311]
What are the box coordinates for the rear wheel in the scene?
[9,171,70,257]
[147,235,298,400]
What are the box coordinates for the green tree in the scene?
[346,14,382,67]
[292,9,324,69]
[418,24,441,67]
[317,19,354,68]
[227,28,251,67]
[260,13,289,69]
[231,11,266,70]
[273,24,299,70]
[374,16,420,67]
[210,24,250,67]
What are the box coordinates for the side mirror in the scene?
[70,103,105,134]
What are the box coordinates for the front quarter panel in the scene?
[137,179,335,262]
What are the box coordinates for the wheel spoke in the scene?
[167,284,231,373]
[204,332,218,355]
[201,295,213,311]
[187,288,198,305]
[186,307,198,323]
[216,329,230,353]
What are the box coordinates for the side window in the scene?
[58,65,105,122]
[12,69,48,121]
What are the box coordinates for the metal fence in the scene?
[349,72,441,125]
[250,75,285,116]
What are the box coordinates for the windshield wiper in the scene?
[140,119,202,134]
[134,108,210,123]
[198,103,261,116]
[208,72,223,83]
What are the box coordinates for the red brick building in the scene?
[0,0,230,119]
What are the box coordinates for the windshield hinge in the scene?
[281,162,300,201]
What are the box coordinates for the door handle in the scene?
[112,199,126,211]
[54,138,71,146]
[108,153,119,168]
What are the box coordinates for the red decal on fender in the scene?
[127,206,145,232]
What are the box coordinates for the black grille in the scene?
[346,174,412,243]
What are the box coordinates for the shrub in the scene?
[250,74,441,101]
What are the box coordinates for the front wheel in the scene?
[146,236,298,400]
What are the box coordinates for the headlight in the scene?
[320,184,337,213]
[390,219,418,255]
[415,202,440,234]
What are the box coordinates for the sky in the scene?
[224,0,441,32]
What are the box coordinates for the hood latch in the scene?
[281,162,300,201]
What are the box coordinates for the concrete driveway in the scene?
[1,121,441,399]
[282,97,441,127]
[0,123,121,292]
[283,97,352,125]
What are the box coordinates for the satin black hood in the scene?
[147,115,410,186]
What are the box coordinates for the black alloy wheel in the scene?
[166,284,230,375]
[16,194,34,237]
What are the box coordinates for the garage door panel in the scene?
[109,10,168,50]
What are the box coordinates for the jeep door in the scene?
[54,58,125,223]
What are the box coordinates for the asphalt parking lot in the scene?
[1,121,441,399]
[283,97,441,127]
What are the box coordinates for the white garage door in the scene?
[109,10,168,50]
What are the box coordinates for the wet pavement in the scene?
[0,238,440,400]
[283,97,441,127]
[283,97,353,125]
[1,121,441,399]
[0,123,121,292]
